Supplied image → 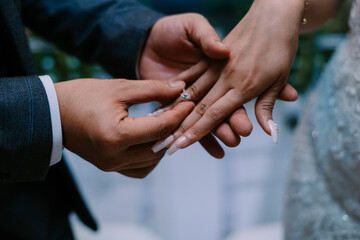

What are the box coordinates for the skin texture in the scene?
[140,13,298,158]
[55,78,194,178]
[54,12,302,179]
[54,13,229,178]
[166,0,342,154]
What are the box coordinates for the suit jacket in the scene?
[0,0,162,239]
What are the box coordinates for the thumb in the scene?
[189,14,230,60]
[124,79,186,104]
[255,81,286,144]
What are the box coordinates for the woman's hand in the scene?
[55,78,194,178]
[139,13,253,158]
[163,0,303,155]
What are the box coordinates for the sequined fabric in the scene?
[284,1,360,239]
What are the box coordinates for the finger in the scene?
[119,142,166,166]
[212,122,241,147]
[170,79,228,139]
[123,79,185,104]
[119,158,161,171]
[120,101,195,146]
[98,141,165,172]
[255,81,287,144]
[278,83,298,102]
[154,62,224,116]
[170,59,210,85]
[168,90,240,155]
[119,162,160,179]
[212,107,252,147]
[188,15,230,59]
[228,107,253,137]
[199,134,225,159]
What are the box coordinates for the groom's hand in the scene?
[139,13,229,81]
[55,78,194,178]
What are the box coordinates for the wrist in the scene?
[54,82,68,147]
[252,0,304,29]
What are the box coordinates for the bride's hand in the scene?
[164,0,303,154]
[139,13,253,158]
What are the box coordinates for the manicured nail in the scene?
[147,106,171,117]
[167,136,188,156]
[169,81,185,88]
[151,135,174,153]
[267,120,279,144]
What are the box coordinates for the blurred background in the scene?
[29,1,351,239]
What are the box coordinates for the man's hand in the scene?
[139,13,229,81]
[55,78,193,178]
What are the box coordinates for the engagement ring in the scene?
[181,89,191,101]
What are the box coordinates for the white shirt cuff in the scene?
[39,75,63,166]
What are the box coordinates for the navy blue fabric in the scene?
[21,0,163,79]
[0,76,52,182]
[0,162,77,240]
[0,0,51,182]
[0,0,162,237]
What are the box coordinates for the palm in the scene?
[140,24,203,80]
[140,41,202,80]
[139,14,229,81]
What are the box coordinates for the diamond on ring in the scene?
[181,89,191,101]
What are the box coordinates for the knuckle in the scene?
[258,100,275,113]
[195,102,208,117]
[188,84,200,100]
[188,13,205,21]
[156,120,172,139]
[177,125,187,135]
[148,80,163,90]
[188,127,201,139]
[206,107,225,122]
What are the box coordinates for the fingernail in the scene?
[267,120,279,144]
[147,106,171,117]
[169,81,185,88]
[151,135,174,153]
[216,41,226,48]
[167,136,188,156]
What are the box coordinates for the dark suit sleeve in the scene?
[0,76,52,182]
[21,0,164,79]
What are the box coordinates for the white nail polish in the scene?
[267,119,279,144]
[167,136,187,156]
[147,110,160,117]
[151,135,174,153]
[147,107,171,117]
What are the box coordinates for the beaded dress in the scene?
[284,1,360,239]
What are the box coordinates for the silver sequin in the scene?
[284,1,360,239]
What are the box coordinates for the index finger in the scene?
[167,90,241,156]
[119,101,194,147]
